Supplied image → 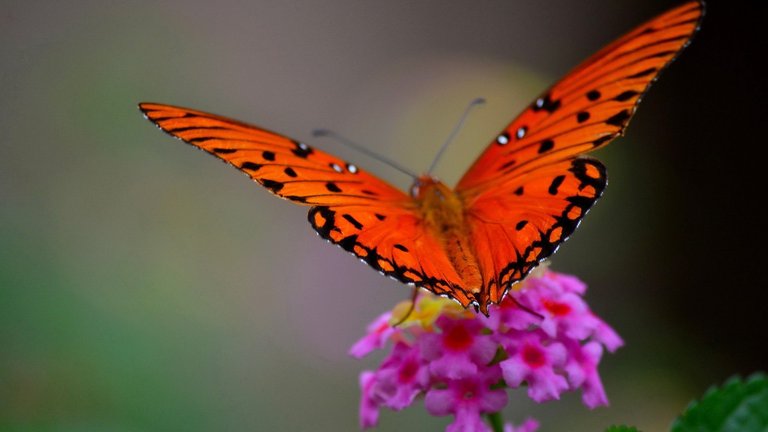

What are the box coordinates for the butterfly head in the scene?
[410,175,448,200]
[411,175,466,226]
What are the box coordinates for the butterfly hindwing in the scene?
[140,103,408,206]
[456,1,703,193]
[308,205,477,307]
[465,158,607,311]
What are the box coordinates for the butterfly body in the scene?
[140,1,703,315]
[412,176,484,297]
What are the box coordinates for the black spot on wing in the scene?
[576,112,590,123]
[606,110,632,127]
[615,90,640,102]
[515,220,528,231]
[241,161,262,171]
[394,244,409,252]
[325,182,342,193]
[500,160,517,170]
[342,214,364,230]
[586,90,601,101]
[548,175,566,195]
[374,213,386,221]
[538,140,554,154]
[592,135,614,148]
[291,141,313,158]
[283,167,298,178]
[627,67,658,79]
[338,234,359,251]
[262,151,276,161]
[261,179,284,193]
[213,148,237,154]
[514,186,524,196]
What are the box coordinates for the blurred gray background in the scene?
[1,0,764,430]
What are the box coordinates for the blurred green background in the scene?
[1,1,764,431]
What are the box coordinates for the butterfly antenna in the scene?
[426,97,486,175]
[312,129,419,179]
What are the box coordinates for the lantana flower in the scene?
[351,267,622,431]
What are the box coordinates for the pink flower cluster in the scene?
[350,269,623,431]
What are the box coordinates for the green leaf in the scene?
[604,425,641,432]
[671,372,768,432]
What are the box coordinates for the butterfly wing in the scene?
[466,157,606,312]
[140,103,475,305]
[454,2,702,311]
[456,1,703,192]
[140,103,407,206]
[308,205,479,307]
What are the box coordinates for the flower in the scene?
[351,269,622,431]
[420,315,498,380]
[498,330,569,402]
[425,366,507,432]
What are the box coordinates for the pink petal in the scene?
[499,358,528,387]
[593,317,624,352]
[447,406,492,432]
[504,418,540,432]
[424,388,455,416]
[349,312,394,358]
[527,368,569,402]
[479,388,509,413]
[359,371,380,429]
[430,353,479,380]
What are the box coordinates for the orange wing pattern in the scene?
[140,103,408,207]
[140,103,474,306]
[456,1,703,193]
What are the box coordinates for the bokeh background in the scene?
[1,0,764,430]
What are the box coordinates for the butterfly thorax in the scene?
[411,176,483,295]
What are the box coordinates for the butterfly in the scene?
[140,2,703,315]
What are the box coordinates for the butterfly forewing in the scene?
[455,1,703,193]
[140,103,409,207]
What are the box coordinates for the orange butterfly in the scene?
[140,2,702,315]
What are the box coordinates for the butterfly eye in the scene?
[410,183,420,197]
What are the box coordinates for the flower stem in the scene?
[486,412,504,432]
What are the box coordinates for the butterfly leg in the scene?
[392,286,421,327]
